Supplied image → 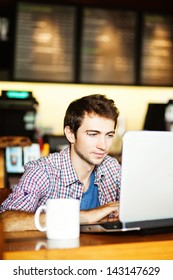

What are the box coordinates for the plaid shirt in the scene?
[0,147,121,213]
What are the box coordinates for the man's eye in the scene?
[107,134,114,138]
[87,132,97,136]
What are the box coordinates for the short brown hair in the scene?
[64,94,119,135]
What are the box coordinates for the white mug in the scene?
[34,198,80,240]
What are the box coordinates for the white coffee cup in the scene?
[34,198,80,240]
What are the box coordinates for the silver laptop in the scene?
[80,131,173,233]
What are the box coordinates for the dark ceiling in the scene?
[1,0,173,12]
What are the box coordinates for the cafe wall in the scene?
[1,81,173,135]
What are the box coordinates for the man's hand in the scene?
[80,201,119,224]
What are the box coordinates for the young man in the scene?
[0,94,121,231]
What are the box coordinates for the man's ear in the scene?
[64,126,75,144]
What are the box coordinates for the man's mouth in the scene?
[93,152,106,158]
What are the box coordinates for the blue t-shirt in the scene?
[80,172,100,210]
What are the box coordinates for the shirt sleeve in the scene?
[0,165,50,213]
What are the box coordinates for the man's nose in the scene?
[96,136,106,149]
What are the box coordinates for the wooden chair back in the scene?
[0,188,12,205]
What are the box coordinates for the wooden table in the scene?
[2,229,173,260]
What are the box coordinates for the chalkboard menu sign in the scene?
[79,8,137,84]
[140,14,173,85]
[13,2,76,82]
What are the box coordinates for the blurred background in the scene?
[1,0,173,187]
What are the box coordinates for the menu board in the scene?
[13,2,76,82]
[140,14,173,85]
[80,8,137,84]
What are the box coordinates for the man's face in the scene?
[71,113,115,166]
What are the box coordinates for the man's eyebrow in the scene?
[106,130,115,135]
[86,130,115,134]
[86,130,99,132]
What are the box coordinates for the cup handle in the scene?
[34,205,46,232]
[35,241,47,251]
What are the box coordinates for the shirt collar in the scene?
[94,159,107,184]
[60,147,79,187]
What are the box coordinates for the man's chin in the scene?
[91,157,105,165]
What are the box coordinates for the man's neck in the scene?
[70,149,95,186]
